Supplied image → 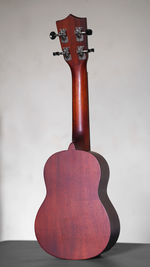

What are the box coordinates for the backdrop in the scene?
[0,0,150,243]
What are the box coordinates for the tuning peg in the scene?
[49,29,68,43]
[49,31,57,40]
[85,48,94,53]
[53,51,63,56]
[53,47,71,61]
[75,27,93,41]
[77,46,94,59]
[82,29,93,35]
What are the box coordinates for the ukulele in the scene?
[35,14,120,260]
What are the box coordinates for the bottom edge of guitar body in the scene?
[36,236,110,260]
[35,221,119,260]
[35,147,120,260]
[35,207,119,260]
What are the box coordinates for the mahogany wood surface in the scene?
[71,63,90,151]
[35,14,120,260]
[56,15,90,151]
[35,144,120,259]
[35,144,110,259]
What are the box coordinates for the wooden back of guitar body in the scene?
[35,143,120,259]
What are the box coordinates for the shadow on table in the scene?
[84,243,145,267]
[103,242,143,256]
[36,242,145,267]
[1,241,147,267]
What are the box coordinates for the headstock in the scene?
[49,14,94,68]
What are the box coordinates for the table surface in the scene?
[0,241,150,267]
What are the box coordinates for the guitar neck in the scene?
[71,62,90,151]
[55,14,93,151]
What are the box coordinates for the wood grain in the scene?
[56,14,90,151]
[35,14,120,260]
[35,144,112,259]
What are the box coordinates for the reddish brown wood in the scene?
[35,14,120,260]
[56,14,89,67]
[56,14,90,151]
[35,144,120,259]
[71,62,90,151]
[35,144,110,259]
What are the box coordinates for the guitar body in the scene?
[35,144,120,259]
[35,14,120,260]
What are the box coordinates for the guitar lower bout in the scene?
[35,143,120,259]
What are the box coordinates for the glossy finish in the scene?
[35,14,120,260]
[71,63,90,151]
[56,14,90,151]
[35,144,111,259]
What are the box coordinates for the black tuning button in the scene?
[77,46,94,60]
[49,31,57,40]
[53,51,62,56]
[86,29,92,35]
[49,29,68,43]
[53,48,71,61]
[87,48,94,52]
[75,27,93,41]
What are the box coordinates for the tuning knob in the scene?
[85,48,94,53]
[49,31,57,40]
[49,29,68,43]
[83,29,93,35]
[75,27,93,41]
[53,51,62,56]
[77,46,94,59]
[53,47,71,61]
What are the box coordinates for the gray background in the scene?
[0,0,150,243]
